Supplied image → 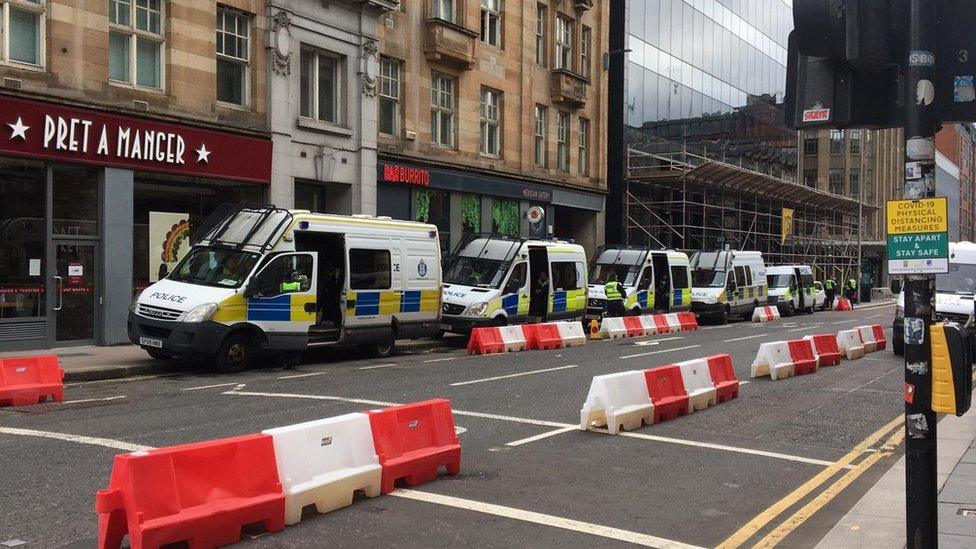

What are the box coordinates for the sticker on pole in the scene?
[886,197,950,274]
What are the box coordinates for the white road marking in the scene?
[64,373,180,387]
[181,382,240,391]
[450,365,578,387]
[739,380,751,386]
[358,363,397,370]
[863,313,887,320]
[389,489,706,549]
[702,325,734,330]
[61,396,127,405]
[0,427,151,452]
[634,336,685,346]
[787,325,822,333]
[723,334,766,343]
[505,427,578,447]
[831,320,854,325]
[620,344,701,360]
[278,371,330,379]
[423,357,457,364]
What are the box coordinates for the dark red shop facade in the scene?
[0,95,272,351]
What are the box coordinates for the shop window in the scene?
[555,16,572,70]
[481,0,501,48]
[535,4,547,66]
[551,262,581,291]
[580,25,591,79]
[109,0,164,89]
[349,249,391,290]
[491,198,519,236]
[379,57,400,137]
[432,0,455,23]
[671,266,689,289]
[534,104,547,167]
[52,165,100,237]
[480,87,502,156]
[216,6,250,106]
[300,48,342,125]
[413,189,450,251]
[431,73,456,148]
[0,158,46,319]
[2,0,44,67]
[460,194,481,234]
[578,118,589,176]
[557,111,569,171]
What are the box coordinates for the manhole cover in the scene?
[3,399,123,414]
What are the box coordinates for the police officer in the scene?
[846,275,858,303]
[605,272,626,317]
[280,270,302,293]
[824,276,836,309]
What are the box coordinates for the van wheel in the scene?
[215,333,253,373]
[784,302,796,317]
[719,306,730,325]
[365,336,396,358]
[146,349,174,360]
[433,330,446,339]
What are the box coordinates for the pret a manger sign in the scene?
[886,197,950,275]
[43,115,188,165]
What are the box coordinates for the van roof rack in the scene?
[196,204,293,253]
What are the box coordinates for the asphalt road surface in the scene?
[0,304,902,548]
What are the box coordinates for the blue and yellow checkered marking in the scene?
[347,290,440,317]
[243,294,317,323]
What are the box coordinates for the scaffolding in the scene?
[625,148,876,281]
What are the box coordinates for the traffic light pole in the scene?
[903,0,939,546]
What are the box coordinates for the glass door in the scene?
[53,242,98,344]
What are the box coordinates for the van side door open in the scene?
[528,247,550,318]
[246,251,318,348]
[651,253,670,311]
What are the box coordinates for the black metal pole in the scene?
[903,0,939,546]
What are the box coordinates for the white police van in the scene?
[440,235,588,333]
[766,265,825,316]
[690,250,768,323]
[586,247,693,319]
[129,206,442,371]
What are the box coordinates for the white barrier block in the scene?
[663,313,683,333]
[263,413,382,525]
[855,325,879,353]
[579,371,655,434]
[750,341,796,380]
[676,359,718,411]
[498,325,527,352]
[600,317,630,339]
[555,321,587,347]
[752,306,781,323]
[837,329,866,359]
[638,315,660,336]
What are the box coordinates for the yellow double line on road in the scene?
[718,415,905,548]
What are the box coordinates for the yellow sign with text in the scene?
[781,207,794,244]
[886,197,949,235]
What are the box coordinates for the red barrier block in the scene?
[467,327,505,355]
[706,354,739,402]
[652,315,670,334]
[872,325,887,351]
[622,316,646,337]
[677,312,698,331]
[95,434,285,549]
[0,355,64,407]
[788,340,818,375]
[807,334,842,366]
[366,399,462,494]
[835,298,853,311]
[527,323,563,350]
[643,366,690,423]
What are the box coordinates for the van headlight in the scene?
[183,303,218,323]
[468,302,488,316]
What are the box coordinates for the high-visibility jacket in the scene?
[281,281,301,292]
[824,279,836,290]
[847,278,857,290]
[605,281,623,301]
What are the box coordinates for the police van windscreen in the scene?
[937,263,976,295]
[767,274,792,288]
[692,269,726,288]
[590,264,636,285]
[443,257,507,288]
[167,247,260,289]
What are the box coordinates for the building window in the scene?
[803,131,818,155]
[580,25,591,79]
[829,129,844,154]
[803,169,817,187]
[109,0,164,89]
[431,73,456,148]
[555,16,572,70]
[557,111,569,171]
[578,118,589,175]
[481,0,501,47]
[216,7,250,106]
[480,88,501,156]
[300,48,342,125]
[378,57,400,136]
[535,4,547,66]
[849,129,862,154]
[1,0,44,67]
[829,169,843,195]
[534,105,547,167]
[432,0,455,22]
[849,169,860,200]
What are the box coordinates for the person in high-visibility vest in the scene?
[605,272,626,317]
[845,275,858,303]
[281,270,302,293]
[824,276,837,309]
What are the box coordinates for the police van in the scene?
[440,235,588,333]
[766,265,825,316]
[894,241,976,355]
[690,250,768,323]
[129,206,442,371]
[586,247,692,319]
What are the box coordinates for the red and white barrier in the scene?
[554,321,587,347]
[675,358,718,411]
[835,298,853,311]
[803,334,843,366]
[855,325,887,353]
[787,339,819,375]
[750,341,796,380]
[579,371,655,434]
[468,322,586,355]
[836,329,866,360]
[597,313,694,340]
[498,325,528,352]
[752,306,781,323]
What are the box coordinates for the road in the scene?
[0,304,902,548]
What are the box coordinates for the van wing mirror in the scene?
[890,278,902,295]
[243,282,259,299]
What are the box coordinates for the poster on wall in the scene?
[149,212,191,282]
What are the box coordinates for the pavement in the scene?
[0,302,907,548]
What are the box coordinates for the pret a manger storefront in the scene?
[0,96,271,351]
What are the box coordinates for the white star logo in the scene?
[7,117,29,140]
[195,143,211,164]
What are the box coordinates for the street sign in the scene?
[886,197,950,274]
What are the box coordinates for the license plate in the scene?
[140,337,163,348]
[440,324,452,331]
